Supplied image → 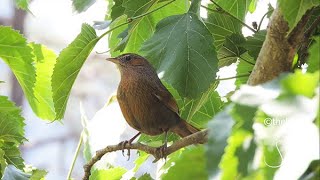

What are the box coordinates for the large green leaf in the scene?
[214,0,251,20]
[52,24,99,119]
[180,83,223,128]
[206,106,235,178]
[110,0,125,21]
[72,0,96,13]
[279,0,320,31]
[0,26,35,113]
[205,4,242,50]
[1,145,24,171]
[89,167,127,180]
[0,96,25,144]
[0,149,5,176]
[162,146,208,180]
[141,0,218,98]
[220,104,257,179]
[307,36,320,73]
[30,43,57,120]
[109,0,188,54]
[217,33,246,68]
[0,27,57,120]
[0,96,25,171]
[281,70,319,98]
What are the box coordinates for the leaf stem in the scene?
[206,0,257,33]
[98,0,176,40]
[67,132,83,180]
[217,74,250,81]
[129,0,176,20]
[257,10,273,31]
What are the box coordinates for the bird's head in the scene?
[106,53,150,68]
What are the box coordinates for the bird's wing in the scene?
[153,85,179,115]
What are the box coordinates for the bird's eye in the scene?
[124,55,131,61]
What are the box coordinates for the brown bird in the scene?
[106,53,199,157]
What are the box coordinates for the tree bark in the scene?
[247,8,291,85]
[10,8,26,106]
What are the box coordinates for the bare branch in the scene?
[83,130,208,180]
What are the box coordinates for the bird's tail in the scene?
[171,119,200,137]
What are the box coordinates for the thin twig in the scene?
[67,132,83,180]
[206,0,257,33]
[257,10,273,31]
[83,130,208,180]
[217,74,250,81]
[305,16,320,38]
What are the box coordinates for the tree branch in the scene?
[83,129,208,180]
[247,7,316,85]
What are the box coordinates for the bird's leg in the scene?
[157,131,168,160]
[118,132,141,160]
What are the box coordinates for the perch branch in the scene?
[83,129,208,180]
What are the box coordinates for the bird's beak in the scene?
[106,57,119,64]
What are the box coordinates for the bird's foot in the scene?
[118,140,131,160]
[156,143,168,161]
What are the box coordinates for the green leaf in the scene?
[180,84,223,128]
[141,2,218,98]
[248,0,258,13]
[89,167,127,180]
[0,148,6,176]
[307,36,320,73]
[0,26,35,114]
[0,96,25,144]
[279,0,320,31]
[1,145,24,170]
[0,27,57,120]
[220,104,257,179]
[14,0,29,10]
[110,0,188,53]
[133,152,149,172]
[80,104,92,162]
[241,30,266,60]
[218,34,246,68]
[281,70,319,98]
[206,106,235,178]
[111,0,125,21]
[205,4,242,50]
[52,24,99,119]
[30,43,57,120]
[214,0,251,20]
[2,165,30,180]
[136,173,153,180]
[29,169,47,180]
[72,0,96,13]
[299,159,320,180]
[162,146,208,180]
[235,52,255,86]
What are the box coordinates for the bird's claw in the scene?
[157,143,168,161]
[118,140,131,160]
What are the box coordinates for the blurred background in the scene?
[0,0,273,179]
[0,0,119,179]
